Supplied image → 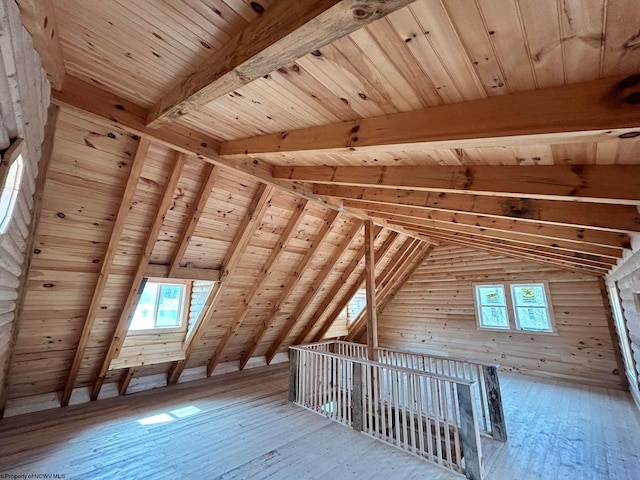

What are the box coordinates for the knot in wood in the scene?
[352,5,374,20]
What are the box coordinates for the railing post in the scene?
[352,362,363,431]
[457,383,483,480]
[482,366,507,442]
[288,348,299,402]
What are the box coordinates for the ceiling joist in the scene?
[220,75,640,157]
[273,164,640,204]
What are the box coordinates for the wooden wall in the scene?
[607,244,640,406]
[0,0,50,409]
[378,245,622,390]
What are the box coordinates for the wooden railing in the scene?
[289,341,507,480]
[331,341,506,442]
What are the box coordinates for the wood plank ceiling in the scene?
[7,0,640,403]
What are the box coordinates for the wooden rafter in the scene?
[365,210,622,259]
[206,199,310,376]
[167,184,274,385]
[220,75,640,156]
[260,218,363,365]
[146,0,419,128]
[259,211,343,366]
[339,197,631,251]
[118,368,135,396]
[316,185,639,238]
[307,231,398,344]
[169,163,219,276]
[60,137,150,406]
[401,225,615,269]
[15,0,65,90]
[240,214,357,369]
[273,164,640,204]
[90,151,187,401]
[0,106,58,417]
[364,220,378,350]
[409,229,609,276]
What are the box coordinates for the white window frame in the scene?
[0,138,24,234]
[474,281,556,334]
[128,278,189,334]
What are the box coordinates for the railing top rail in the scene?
[328,340,501,369]
[289,346,476,387]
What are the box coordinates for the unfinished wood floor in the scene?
[0,365,639,480]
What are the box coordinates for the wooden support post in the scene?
[457,383,483,480]
[482,366,507,442]
[118,368,136,396]
[288,348,299,403]
[364,220,378,354]
[352,362,363,432]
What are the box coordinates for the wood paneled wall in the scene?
[378,245,622,390]
[0,0,50,410]
[607,247,640,406]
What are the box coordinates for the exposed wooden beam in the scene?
[146,0,419,128]
[399,224,614,269]
[408,228,609,276]
[364,221,378,351]
[340,198,630,252]
[315,184,639,238]
[90,152,187,401]
[169,164,219,276]
[274,164,640,204]
[346,239,427,342]
[308,231,398,344]
[0,106,58,417]
[242,217,362,370]
[206,199,310,376]
[221,75,640,156]
[260,211,344,365]
[60,137,150,407]
[118,368,135,396]
[145,265,221,282]
[167,184,274,384]
[364,209,622,259]
[15,0,65,90]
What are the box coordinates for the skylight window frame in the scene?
[128,277,190,334]
[0,138,25,235]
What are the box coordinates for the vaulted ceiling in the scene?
[9,0,640,404]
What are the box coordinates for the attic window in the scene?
[130,281,187,331]
[343,288,367,324]
[0,139,24,234]
[474,282,555,333]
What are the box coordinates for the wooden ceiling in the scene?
[7,0,640,405]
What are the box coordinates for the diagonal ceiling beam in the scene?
[91,151,187,401]
[248,215,362,369]
[259,211,344,365]
[146,0,419,128]
[273,164,640,204]
[15,0,65,90]
[60,137,149,407]
[167,184,274,385]
[205,199,310,376]
[169,163,219,276]
[220,75,640,156]
[305,230,399,344]
[314,184,640,236]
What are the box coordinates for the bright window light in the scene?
[137,413,174,425]
[0,153,24,234]
[130,281,186,330]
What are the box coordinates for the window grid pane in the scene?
[511,284,552,332]
[476,285,509,329]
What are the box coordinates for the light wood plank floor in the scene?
[0,365,638,479]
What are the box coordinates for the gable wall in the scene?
[378,245,623,390]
